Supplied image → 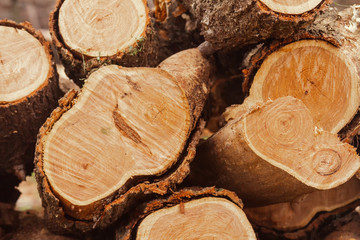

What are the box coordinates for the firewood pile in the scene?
[1,0,360,239]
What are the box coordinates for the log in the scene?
[50,0,202,85]
[116,187,256,240]
[245,177,360,231]
[252,200,360,239]
[34,48,211,233]
[181,0,331,50]
[0,20,61,203]
[224,7,360,135]
[187,96,360,206]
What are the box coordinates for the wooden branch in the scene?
[187,96,360,207]
[34,48,211,233]
[245,177,360,231]
[0,20,61,203]
[116,187,256,240]
[181,0,331,50]
[50,0,201,85]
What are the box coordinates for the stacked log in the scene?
[187,96,360,206]
[0,20,61,204]
[245,177,360,236]
[35,48,211,233]
[181,0,331,50]
[49,0,201,85]
[116,187,256,240]
[1,0,360,239]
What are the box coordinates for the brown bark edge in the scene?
[252,199,360,240]
[0,20,61,203]
[241,7,360,142]
[115,187,243,240]
[34,90,205,234]
[49,0,159,85]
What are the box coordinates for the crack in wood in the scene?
[125,74,141,91]
[113,104,143,145]
[112,104,152,157]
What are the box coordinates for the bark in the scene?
[252,200,360,240]
[245,177,360,232]
[49,0,202,85]
[224,7,360,135]
[186,97,360,207]
[0,20,62,203]
[34,48,211,234]
[181,0,331,50]
[3,211,78,240]
[115,187,255,240]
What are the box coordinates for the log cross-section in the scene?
[259,0,324,14]
[0,26,49,102]
[35,48,211,232]
[136,198,256,240]
[43,65,191,207]
[0,20,61,203]
[189,96,360,207]
[116,187,257,240]
[58,0,148,57]
[233,39,360,134]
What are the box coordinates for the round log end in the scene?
[137,197,256,240]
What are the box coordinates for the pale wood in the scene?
[35,48,211,231]
[0,20,61,204]
[190,96,360,206]
[136,197,256,240]
[226,40,360,134]
[43,65,190,206]
[259,0,324,14]
[0,25,49,102]
[245,177,360,231]
[58,0,148,57]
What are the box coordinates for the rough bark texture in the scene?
[0,20,62,203]
[241,7,354,93]
[181,0,331,51]
[115,187,244,240]
[153,0,204,63]
[50,0,202,85]
[252,200,360,240]
[34,48,211,234]
[245,177,360,231]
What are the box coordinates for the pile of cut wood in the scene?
[1,0,360,239]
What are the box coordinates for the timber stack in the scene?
[1,0,360,239]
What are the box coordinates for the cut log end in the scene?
[0,25,50,103]
[244,96,360,190]
[0,20,60,203]
[247,40,360,133]
[191,96,360,206]
[136,197,256,240]
[58,0,149,57]
[42,65,191,207]
[244,97,360,189]
[258,0,325,14]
